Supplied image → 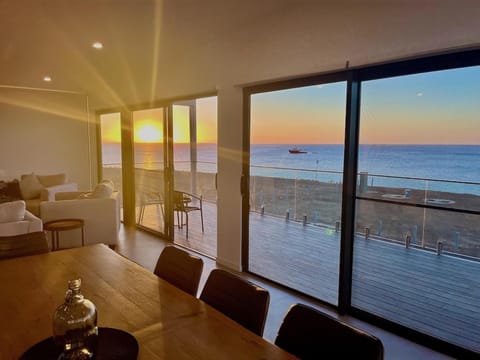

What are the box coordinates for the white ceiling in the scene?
[0,0,285,96]
[2,0,479,108]
[1,0,159,94]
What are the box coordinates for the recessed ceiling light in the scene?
[92,42,103,49]
[43,76,52,82]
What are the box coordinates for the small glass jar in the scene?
[53,279,98,360]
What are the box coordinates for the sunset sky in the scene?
[251,65,479,145]
[251,82,347,144]
[100,96,217,144]
[101,66,479,146]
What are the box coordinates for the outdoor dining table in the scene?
[0,244,295,359]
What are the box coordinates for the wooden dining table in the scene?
[0,244,296,359]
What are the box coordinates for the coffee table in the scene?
[43,218,85,250]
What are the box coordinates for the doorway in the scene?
[132,107,168,237]
[172,96,218,258]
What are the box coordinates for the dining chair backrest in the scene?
[275,303,384,360]
[200,269,270,336]
[154,246,204,296]
[0,231,49,259]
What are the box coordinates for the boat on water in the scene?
[288,147,307,154]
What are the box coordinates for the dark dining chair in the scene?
[200,269,270,336]
[173,190,204,238]
[275,303,384,360]
[154,246,204,296]
[0,231,50,259]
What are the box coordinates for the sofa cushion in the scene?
[37,173,66,188]
[25,198,41,217]
[0,200,26,223]
[19,174,44,200]
[0,180,22,203]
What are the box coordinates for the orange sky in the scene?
[100,67,480,147]
[100,97,218,144]
[250,69,480,145]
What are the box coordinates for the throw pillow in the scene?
[100,179,115,189]
[0,200,26,223]
[37,173,67,188]
[19,174,44,200]
[90,182,114,199]
[0,180,22,203]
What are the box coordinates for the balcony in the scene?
[104,164,480,353]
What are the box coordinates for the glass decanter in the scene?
[53,279,98,360]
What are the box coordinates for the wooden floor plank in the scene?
[139,202,480,353]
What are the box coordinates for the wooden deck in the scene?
[138,201,480,353]
[136,200,217,258]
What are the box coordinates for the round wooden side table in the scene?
[43,219,85,251]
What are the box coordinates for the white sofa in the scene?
[40,191,120,248]
[19,173,78,217]
[0,200,43,236]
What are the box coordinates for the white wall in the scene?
[216,86,244,269]
[0,87,95,190]
[152,1,480,92]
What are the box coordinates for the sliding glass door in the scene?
[97,95,217,247]
[172,97,218,257]
[247,81,346,305]
[133,107,167,236]
[352,65,480,353]
[244,51,480,357]
[98,112,123,220]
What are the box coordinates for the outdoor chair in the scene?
[0,231,49,259]
[154,246,204,296]
[137,191,164,225]
[173,190,204,238]
[275,303,384,360]
[200,269,270,336]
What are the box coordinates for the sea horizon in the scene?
[102,143,480,195]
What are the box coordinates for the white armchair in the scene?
[40,191,120,248]
[0,200,43,236]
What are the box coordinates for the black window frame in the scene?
[242,48,480,359]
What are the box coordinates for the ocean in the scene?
[101,143,480,195]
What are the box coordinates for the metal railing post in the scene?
[405,233,411,248]
[437,241,443,255]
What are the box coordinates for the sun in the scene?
[134,120,163,143]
